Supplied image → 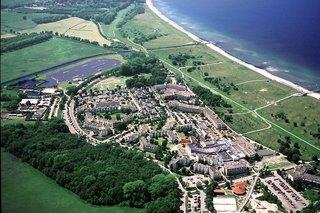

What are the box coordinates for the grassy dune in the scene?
[1,38,110,82]
[1,149,141,213]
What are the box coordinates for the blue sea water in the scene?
[153,0,320,90]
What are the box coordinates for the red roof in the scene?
[232,182,246,195]
[180,138,190,145]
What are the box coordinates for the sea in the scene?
[153,0,320,91]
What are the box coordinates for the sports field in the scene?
[22,17,110,46]
[1,38,110,82]
[1,149,142,213]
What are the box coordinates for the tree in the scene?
[23,16,27,20]
[123,180,148,207]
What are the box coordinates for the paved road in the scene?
[238,173,260,212]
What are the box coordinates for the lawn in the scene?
[1,149,142,213]
[1,37,110,82]
[22,17,110,46]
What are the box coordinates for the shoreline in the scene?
[146,0,320,100]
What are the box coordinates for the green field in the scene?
[1,149,141,213]
[1,11,61,33]
[1,37,110,82]
[101,6,320,160]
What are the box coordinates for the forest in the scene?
[1,119,181,212]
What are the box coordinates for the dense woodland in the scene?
[32,15,69,24]
[117,54,168,87]
[1,32,52,53]
[1,119,181,212]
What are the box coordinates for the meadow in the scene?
[100,6,320,159]
[1,149,141,213]
[1,11,63,33]
[22,17,110,46]
[1,37,110,82]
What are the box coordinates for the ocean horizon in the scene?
[153,0,320,91]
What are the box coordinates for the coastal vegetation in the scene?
[1,119,181,211]
[100,5,320,160]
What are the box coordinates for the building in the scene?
[209,167,221,179]
[169,157,191,171]
[140,137,158,153]
[233,136,256,158]
[202,107,227,130]
[33,108,47,119]
[192,163,210,174]
[212,196,237,213]
[19,99,39,106]
[232,182,246,195]
[223,159,250,176]
[288,164,320,188]
[168,101,202,114]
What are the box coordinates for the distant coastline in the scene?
[146,0,320,100]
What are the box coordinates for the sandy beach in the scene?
[146,0,320,100]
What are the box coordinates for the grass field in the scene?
[106,6,320,160]
[1,11,62,33]
[1,37,110,82]
[22,17,110,46]
[122,6,193,49]
[1,149,142,213]
[92,76,128,90]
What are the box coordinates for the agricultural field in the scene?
[1,37,111,82]
[1,11,63,34]
[1,149,141,213]
[92,76,129,90]
[22,17,110,46]
[115,6,320,159]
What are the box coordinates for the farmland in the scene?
[1,38,111,82]
[1,149,141,213]
[100,6,320,159]
[22,17,110,46]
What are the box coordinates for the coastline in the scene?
[146,0,320,100]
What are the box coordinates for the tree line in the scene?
[117,3,145,28]
[1,32,52,53]
[1,119,181,212]
[32,15,69,24]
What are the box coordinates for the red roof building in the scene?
[232,182,246,195]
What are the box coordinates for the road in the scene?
[238,173,260,212]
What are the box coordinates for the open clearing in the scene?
[22,17,110,46]
[92,76,129,90]
[1,37,111,82]
[1,149,141,213]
